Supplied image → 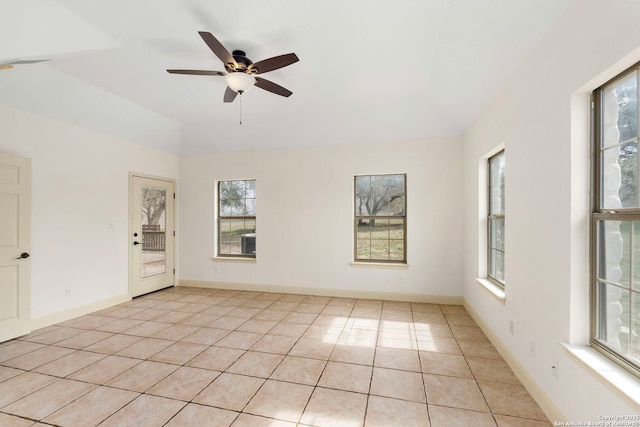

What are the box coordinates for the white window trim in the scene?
[477,144,506,293]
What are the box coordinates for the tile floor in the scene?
[0,287,551,426]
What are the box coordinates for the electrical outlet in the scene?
[64,288,71,297]
[509,320,515,335]
[529,340,536,357]
[399,275,404,282]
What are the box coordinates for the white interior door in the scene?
[0,153,31,342]
[130,175,175,297]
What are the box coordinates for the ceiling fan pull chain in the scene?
[239,93,243,125]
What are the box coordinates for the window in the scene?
[488,151,505,286]
[217,179,256,257]
[354,174,406,263]
[593,63,640,374]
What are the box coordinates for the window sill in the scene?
[561,342,640,407]
[349,262,409,269]
[212,257,256,263]
[476,278,506,303]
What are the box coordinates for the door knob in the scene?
[133,241,141,246]
[16,252,30,259]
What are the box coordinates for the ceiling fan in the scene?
[167,32,299,103]
[0,58,51,71]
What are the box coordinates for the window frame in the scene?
[216,179,256,259]
[591,61,640,375]
[353,173,407,264]
[487,150,505,288]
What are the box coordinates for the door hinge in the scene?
[173,193,176,199]
[173,268,175,275]
[173,230,175,237]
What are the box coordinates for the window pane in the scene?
[602,142,638,209]
[489,152,505,215]
[355,174,405,217]
[631,292,640,363]
[489,218,505,252]
[604,71,638,147]
[597,220,630,287]
[219,219,256,255]
[596,282,628,356]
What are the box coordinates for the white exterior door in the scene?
[130,175,175,297]
[0,153,31,342]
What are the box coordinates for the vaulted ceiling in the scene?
[1,0,574,154]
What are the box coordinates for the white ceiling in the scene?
[1,0,574,154]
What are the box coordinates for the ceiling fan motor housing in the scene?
[228,50,255,73]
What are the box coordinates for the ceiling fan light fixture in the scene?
[225,72,256,94]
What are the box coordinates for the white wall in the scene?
[0,105,179,319]
[463,0,640,419]
[179,137,463,300]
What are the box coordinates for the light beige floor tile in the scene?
[414,323,454,339]
[166,403,238,427]
[345,317,381,330]
[209,316,250,330]
[43,385,138,427]
[374,347,421,372]
[269,301,301,311]
[410,303,442,314]
[300,387,367,427]
[129,308,166,321]
[321,305,353,316]
[187,346,245,371]
[114,337,174,359]
[22,327,84,345]
[147,366,220,401]
[270,356,326,385]
[370,367,426,403]
[314,314,349,326]
[268,322,309,338]
[444,313,477,326]
[242,299,275,309]
[419,351,473,378]
[289,338,335,360]
[416,337,462,355]
[182,327,229,345]
[244,380,314,422]
[122,320,171,337]
[83,334,142,354]
[151,324,199,341]
[318,361,372,393]
[0,341,45,363]
[458,339,503,359]
[494,414,552,427]
[479,381,548,420]
[303,296,331,305]
[295,303,326,314]
[450,324,487,340]
[254,309,290,322]
[0,372,59,407]
[364,395,430,427]
[236,319,278,334]
[228,307,262,318]
[33,350,106,377]
[231,413,296,427]
[179,312,222,327]
[227,351,284,378]
[158,310,194,323]
[423,374,489,412]
[216,331,263,350]
[467,356,521,384]
[0,366,24,382]
[106,360,178,392]
[428,404,497,427]
[193,372,265,411]
[68,355,141,384]
[338,328,378,347]
[250,334,298,354]
[2,379,96,420]
[55,330,114,349]
[330,344,375,366]
[284,311,319,325]
[0,412,38,426]
[99,394,186,427]
[412,312,447,324]
[95,318,144,333]
[149,341,208,365]
[3,345,75,371]
[303,325,343,341]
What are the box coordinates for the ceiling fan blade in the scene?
[224,86,238,103]
[254,77,293,97]
[198,31,236,68]
[249,53,299,74]
[167,69,226,76]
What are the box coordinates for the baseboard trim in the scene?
[178,280,464,305]
[30,293,131,331]
[463,300,566,423]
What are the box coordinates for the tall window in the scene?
[593,63,640,373]
[217,180,256,257]
[354,174,406,263]
[488,151,505,286]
